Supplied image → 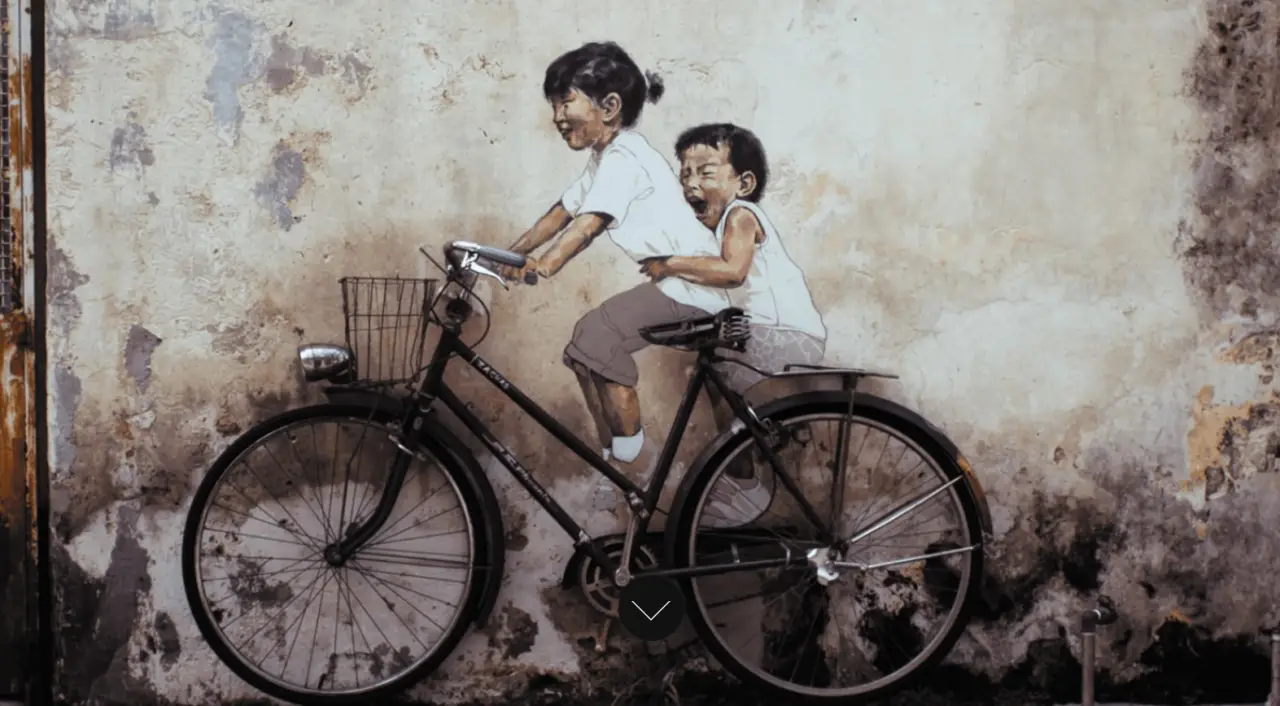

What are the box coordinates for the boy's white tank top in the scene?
[714,200,827,341]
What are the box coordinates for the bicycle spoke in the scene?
[260,436,334,546]
[203,523,313,548]
[206,553,324,618]
[351,560,460,617]
[848,476,962,546]
[366,527,466,547]
[221,479,321,551]
[847,543,978,572]
[360,481,451,548]
[231,565,330,657]
[308,422,335,543]
[337,419,378,544]
[277,570,336,681]
[230,462,324,551]
[362,502,461,550]
[349,566,438,650]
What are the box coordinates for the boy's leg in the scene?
[704,384,752,479]
[703,326,827,527]
[711,326,774,480]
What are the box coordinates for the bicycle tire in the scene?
[669,391,986,705]
[181,402,491,706]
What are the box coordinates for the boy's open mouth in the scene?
[686,196,708,215]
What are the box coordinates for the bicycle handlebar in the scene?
[446,240,525,267]
[444,240,539,286]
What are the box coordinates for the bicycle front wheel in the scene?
[181,403,486,706]
[672,392,985,705]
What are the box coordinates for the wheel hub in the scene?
[807,546,843,586]
[323,544,346,567]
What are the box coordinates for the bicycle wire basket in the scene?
[340,276,440,387]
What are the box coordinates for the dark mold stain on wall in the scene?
[101,0,158,41]
[1164,0,1280,697]
[263,34,327,93]
[107,116,155,174]
[1182,0,1280,320]
[203,9,262,142]
[484,603,540,660]
[254,141,306,230]
[123,324,162,392]
[150,611,182,670]
[203,17,377,142]
[55,506,154,705]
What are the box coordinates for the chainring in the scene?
[577,534,661,617]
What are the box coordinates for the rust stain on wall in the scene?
[1217,330,1279,365]
[6,55,33,303]
[0,314,27,513]
[1184,385,1251,496]
[0,311,30,693]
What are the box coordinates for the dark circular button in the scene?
[618,575,685,641]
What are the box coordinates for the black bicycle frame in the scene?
[343,315,834,580]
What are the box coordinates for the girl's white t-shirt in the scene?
[713,200,827,341]
[560,130,731,316]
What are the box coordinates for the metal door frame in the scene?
[0,0,48,702]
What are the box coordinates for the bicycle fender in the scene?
[320,387,508,628]
[663,391,993,561]
[856,394,994,539]
[321,386,407,415]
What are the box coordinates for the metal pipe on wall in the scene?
[1080,595,1118,706]
[1268,631,1280,706]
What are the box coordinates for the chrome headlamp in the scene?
[297,343,355,383]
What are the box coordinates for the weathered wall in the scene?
[42,0,1280,703]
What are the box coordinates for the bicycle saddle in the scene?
[638,307,751,352]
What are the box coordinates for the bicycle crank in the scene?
[560,534,660,655]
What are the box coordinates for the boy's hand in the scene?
[639,256,671,282]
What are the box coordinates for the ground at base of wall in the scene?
[45,689,1268,706]
[47,660,1277,706]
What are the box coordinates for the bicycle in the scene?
[181,240,995,706]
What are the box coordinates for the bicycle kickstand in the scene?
[573,616,613,654]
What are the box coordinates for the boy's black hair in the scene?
[543,41,664,128]
[675,123,769,202]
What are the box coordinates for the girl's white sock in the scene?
[610,429,645,463]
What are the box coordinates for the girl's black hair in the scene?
[675,123,770,202]
[543,41,664,128]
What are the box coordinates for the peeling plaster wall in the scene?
[43,0,1280,703]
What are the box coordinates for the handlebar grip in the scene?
[523,271,538,285]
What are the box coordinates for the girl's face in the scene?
[550,87,621,151]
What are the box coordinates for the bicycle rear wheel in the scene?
[181,403,486,706]
[671,392,985,705]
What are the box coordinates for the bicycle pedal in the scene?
[573,618,612,654]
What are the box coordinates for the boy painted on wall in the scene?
[641,123,828,527]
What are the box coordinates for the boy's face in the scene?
[550,87,616,151]
[679,142,753,229]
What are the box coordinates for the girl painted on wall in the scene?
[499,42,732,467]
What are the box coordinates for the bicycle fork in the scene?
[324,427,418,565]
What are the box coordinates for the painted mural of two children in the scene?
[501,41,827,526]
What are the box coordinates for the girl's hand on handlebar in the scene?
[501,257,539,284]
